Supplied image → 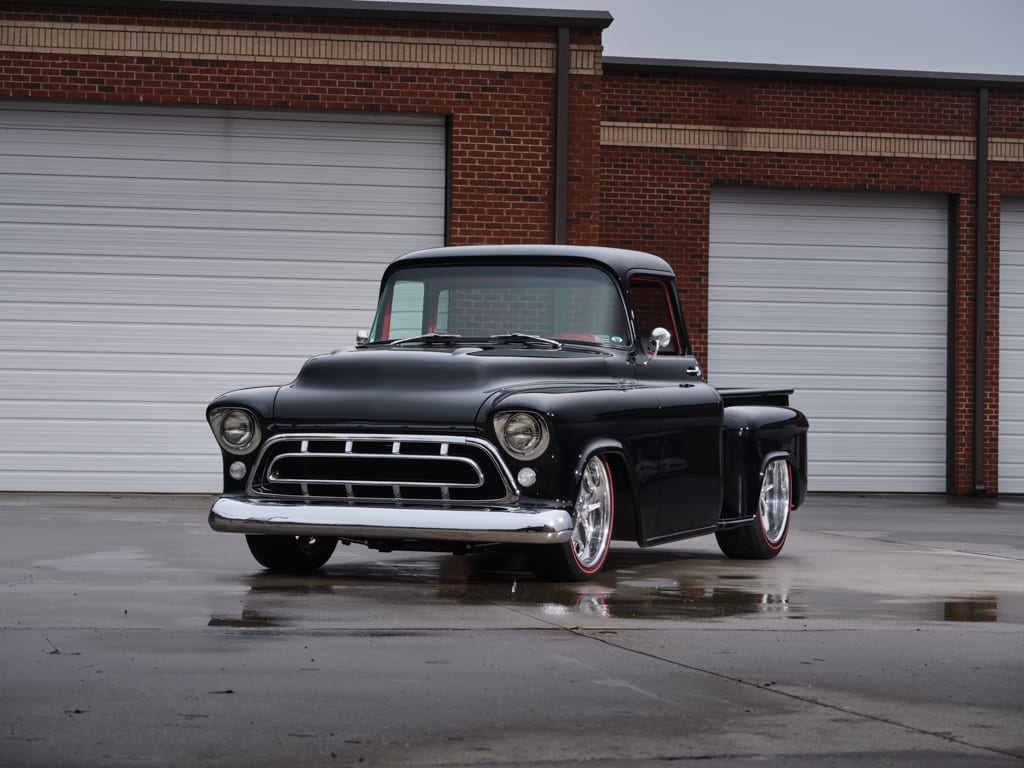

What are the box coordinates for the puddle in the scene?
[206,550,1019,627]
[35,547,166,573]
[531,585,793,620]
[943,598,999,622]
[208,612,284,629]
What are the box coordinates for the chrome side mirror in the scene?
[641,327,671,365]
[356,329,370,347]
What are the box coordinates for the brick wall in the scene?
[604,74,979,135]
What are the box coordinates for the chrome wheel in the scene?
[570,456,614,573]
[526,454,615,580]
[716,456,792,559]
[759,458,791,548]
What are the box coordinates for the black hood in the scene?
[272,345,626,425]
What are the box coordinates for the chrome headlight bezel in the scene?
[209,407,262,456]
[493,411,550,461]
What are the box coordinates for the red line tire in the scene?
[527,455,614,581]
[716,458,792,560]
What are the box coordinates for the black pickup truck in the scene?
[207,245,808,580]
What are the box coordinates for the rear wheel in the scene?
[245,534,338,572]
[716,457,791,559]
[527,455,614,581]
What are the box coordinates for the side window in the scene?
[630,278,680,355]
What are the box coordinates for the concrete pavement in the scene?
[1,492,1022,766]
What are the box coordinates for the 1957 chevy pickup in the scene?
[207,245,808,580]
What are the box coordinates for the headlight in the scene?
[209,408,261,455]
[493,411,550,460]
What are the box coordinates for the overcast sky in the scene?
[401,0,1024,76]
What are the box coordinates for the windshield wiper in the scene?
[490,332,562,350]
[390,332,463,346]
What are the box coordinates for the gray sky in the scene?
[401,0,1024,76]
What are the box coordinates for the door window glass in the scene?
[630,278,679,355]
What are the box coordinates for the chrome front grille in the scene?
[249,434,517,504]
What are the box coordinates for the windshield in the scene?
[369,264,630,346]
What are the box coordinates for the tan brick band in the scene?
[0,20,602,75]
[602,122,1023,162]
[991,138,1024,163]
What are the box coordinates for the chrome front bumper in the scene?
[209,497,574,544]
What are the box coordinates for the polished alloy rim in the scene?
[572,456,613,572]
[758,459,791,546]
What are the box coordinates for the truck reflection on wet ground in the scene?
[207,546,1015,628]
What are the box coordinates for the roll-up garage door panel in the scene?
[715,345,944,377]
[4,165,443,205]
[709,188,948,493]
[4,320,363,357]
[6,204,441,232]
[999,198,1024,492]
[713,330,946,351]
[4,273,385,311]
[0,370,266,405]
[0,102,446,492]
[6,110,443,159]
[721,216,947,248]
[4,305,363,333]
[1,253,396,281]
[717,285,943,308]
[710,301,947,335]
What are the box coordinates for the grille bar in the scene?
[266,447,486,488]
[249,433,517,505]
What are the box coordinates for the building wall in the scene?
[989,91,1024,492]
[3,2,1024,493]
[0,4,604,245]
[600,68,1024,494]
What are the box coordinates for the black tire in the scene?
[527,455,614,581]
[245,534,338,572]
[716,457,791,559]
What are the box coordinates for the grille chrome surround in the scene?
[249,433,518,505]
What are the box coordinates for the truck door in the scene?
[630,276,724,542]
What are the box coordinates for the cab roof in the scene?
[390,245,675,281]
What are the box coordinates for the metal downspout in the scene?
[554,26,570,244]
[974,87,989,493]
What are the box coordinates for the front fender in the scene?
[206,385,280,424]
[568,439,645,545]
[481,385,652,504]
[206,386,282,492]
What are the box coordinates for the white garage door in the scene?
[999,198,1024,493]
[709,188,949,492]
[0,102,446,492]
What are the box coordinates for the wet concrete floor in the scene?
[1,492,1023,766]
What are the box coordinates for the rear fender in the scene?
[721,405,808,520]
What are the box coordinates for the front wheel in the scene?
[245,534,338,572]
[527,455,614,581]
[716,457,792,559]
